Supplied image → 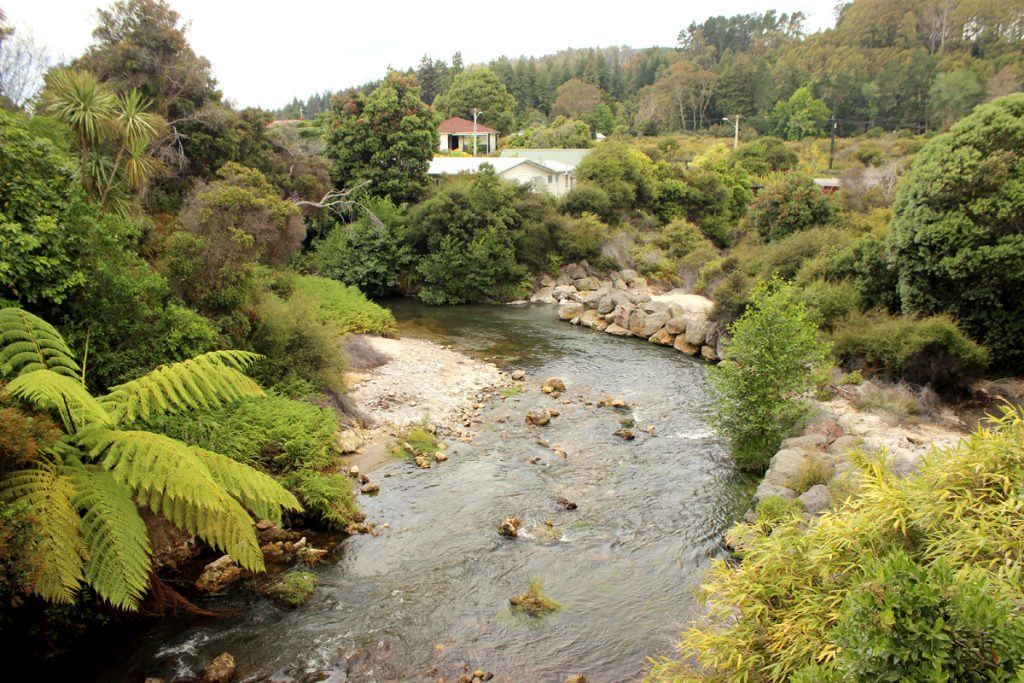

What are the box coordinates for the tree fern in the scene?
[67,461,152,610]
[7,370,113,432]
[0,458,86,604]
[0,307,81,378]
[192,446,301,525]
[101,350,264,424]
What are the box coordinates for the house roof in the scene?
[499,148,592,167]
[439,116,500,134]
[427,157,574,176]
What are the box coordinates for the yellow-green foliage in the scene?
[291,275,397,336]
[264,570,317,607]
[647,408,1024,682]
[391,426,442,460]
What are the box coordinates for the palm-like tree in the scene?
[39,68,165,215]
[0,307,301,610]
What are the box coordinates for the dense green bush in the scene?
[796,279,861,331]
[747,173,840,242]
[733,136,798,176]
[561,181,614,223]
[832,310,988,390]
[290,275,396,336]
[574,140,656,213]
[827,227,900,312]
[312,197,411,298]
[649,409,1024,682]
[653,218,710,259]
[889,94,1024,371]
[709,280,831,471]
[709,270,753,322]
[557,212,607,262]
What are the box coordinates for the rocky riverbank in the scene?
[529,261,724,361]
[340,335,511,471]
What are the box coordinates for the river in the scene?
[78,302,752,683]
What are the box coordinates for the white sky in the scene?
[2,0,838,109]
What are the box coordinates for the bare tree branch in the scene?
[290,182,383,228]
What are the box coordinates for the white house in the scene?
[426,157,577,197]
[438,117,500,154]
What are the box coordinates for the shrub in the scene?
[708,270,752,322]
[654,218,711,259]
[747,173,840,242]
[889,94,1024,371]
[649,409,1024,682]
[558,212,607,262]
[709,280,832,472]
[796,279,861,331]
[574,140,656,213]
[754,495,804,532]
[826,227,900,312]
[561,181,614,223]
[733,136,798,176]
[832,310,988,391]
[290,275,396,336]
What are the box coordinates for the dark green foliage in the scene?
[312,198,411,298]
[889,94,1024,371]
[557,213,607,262]
[733,136,798,176]
[796,279,860,331]
[284,470,358,530]
[747,173,841,242]
[562,182,614,223]
[654,218,710,259]
[827,226,900,312]
[407,169,529,304]
[655,166,752,244]
[574,140,656,214]
[433,66,517,135]
[833,551,1024,681]
[709,270,753,322]
[325,71,438,205]
[504,117,592,149]
[709,280,831,471]
[832,310,988,391]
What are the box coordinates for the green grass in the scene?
[509,578,562,617]
[390,426,443,459]
[264,570,317,607]
[501,386,523,398]
[292,275,397,336]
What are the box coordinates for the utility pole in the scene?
[828,115,838,171]
[470,107,483,157]
[723,115,741,150]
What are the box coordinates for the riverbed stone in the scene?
[605,323,631,336]
[674,336,699,355]
[828,435,863,455]
[566,263,587,280]
[685,318,709,346]
[195,555,242,593]
[511,370,526,381]
[753,481,798,505]
[571,289,601,307]
[781,434,828,450]
[530,287,556,304]
[337,429,362,454]
[543,378,566,392]
[499,516,522,537]
[700,345,719,362]
[553,285,577,301]
[614,428,636,440]
[799,485,832,515]
[565,675,589,683]
[640,311,670,337]
[764,449,811,490]
[526,409,551,426]
[201,653,236,683]
[574,276,601,291]
[558,302,584,320]
[596,295,615,315]
[649,328,675,346]
[360,481,380,494]
[579,309,602,328]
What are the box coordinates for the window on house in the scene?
[548,175,553,183]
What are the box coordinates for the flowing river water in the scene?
[79,302,753,682]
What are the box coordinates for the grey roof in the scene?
[499,148,592,167]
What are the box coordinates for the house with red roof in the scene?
[438,116,499,154]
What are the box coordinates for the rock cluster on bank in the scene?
[530,262,724,362]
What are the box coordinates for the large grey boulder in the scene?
[574,276,602,291]
[530,287,556,304]
[556,273,574,286]
[641,300,669,315]
[571,289,601,307]
[764,448,811,490]
[579,309,602,328]
[684,318,709,346]
[566,263,587,280]
[597,295,615,315]
[798,485,832,515]
[638,311,670,337]
[604,323,631,336]
[553,285,577,301]
[612,302,636,328]
[619,269,639,284]
[558,302,584,320]
[753,481,798,505]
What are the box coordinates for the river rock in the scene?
[799,485,832,515]
[613,278,627,291]
[360,481,379,494]
[543,377,566,392]
[619,269,638,284]
[498,516,522,537]
[641,301,669,315]
[685,318,709,346]
[556,496,578,510]
[605,323,631,337]
[674,336,699,355]
[201,653,236,683]
[195,555,242,593]
[629,292,652,305]
[435,452,449,462]
[414,455,431,468]
[614,428,636,440]
[553,285,577,301]
[612,302,636,328]
[556,273,574,286]
[337,429,362,453]
[572,290,601,308]
[565,675,589,683]
[530,287,556,304]
[540,274,556,288]
[348,465,360,479]
[627,309,647,336]
[558,302,584,320]
[526,409,551,426]
[701,345,719,362]
[511,370,526,381]
[649,328,675,346]
[664,317,687,335]
[764,449,811,490]
[574,276,601,291]
[781,434,828,450]
[592,317,608,331]
[752,481,798,505]
[566,263,587,280]
[640,311,670,337]
[596,295,615,315]
[829,434,863,455]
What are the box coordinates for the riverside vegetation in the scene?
[1,0,1024,677]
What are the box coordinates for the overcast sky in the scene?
[3,0,838,110]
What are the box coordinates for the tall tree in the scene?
[325,70,437,205]
[433,66,518,135]
[551,78,605,120]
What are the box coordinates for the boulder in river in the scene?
[605,323,631,337]
[200,653,236,683]
[542,377,566,392]
[565,675,590,683]
[674,336,699,355]
[556,496,578,510]
[614,428,636,440]
[195,555,242,593]
[558,302,584,320]
[498,516,522,537]
[511,369,526,381]
[526,409,551,426]
[360,481,380,494]
[649,328,674,346]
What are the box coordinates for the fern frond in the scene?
[100,350,265,425]
[192,447,301,524]
[76,428,223,511]
[67,462,152,610]
[0,308,82,379]
[7,370,113,432]
[0,459,86,604]
[144,489,265,572]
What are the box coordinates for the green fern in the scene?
[0,307,82,378]
[101,350,265,424]
[0,308,305,609]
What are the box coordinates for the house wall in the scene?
[499,165,573,197]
